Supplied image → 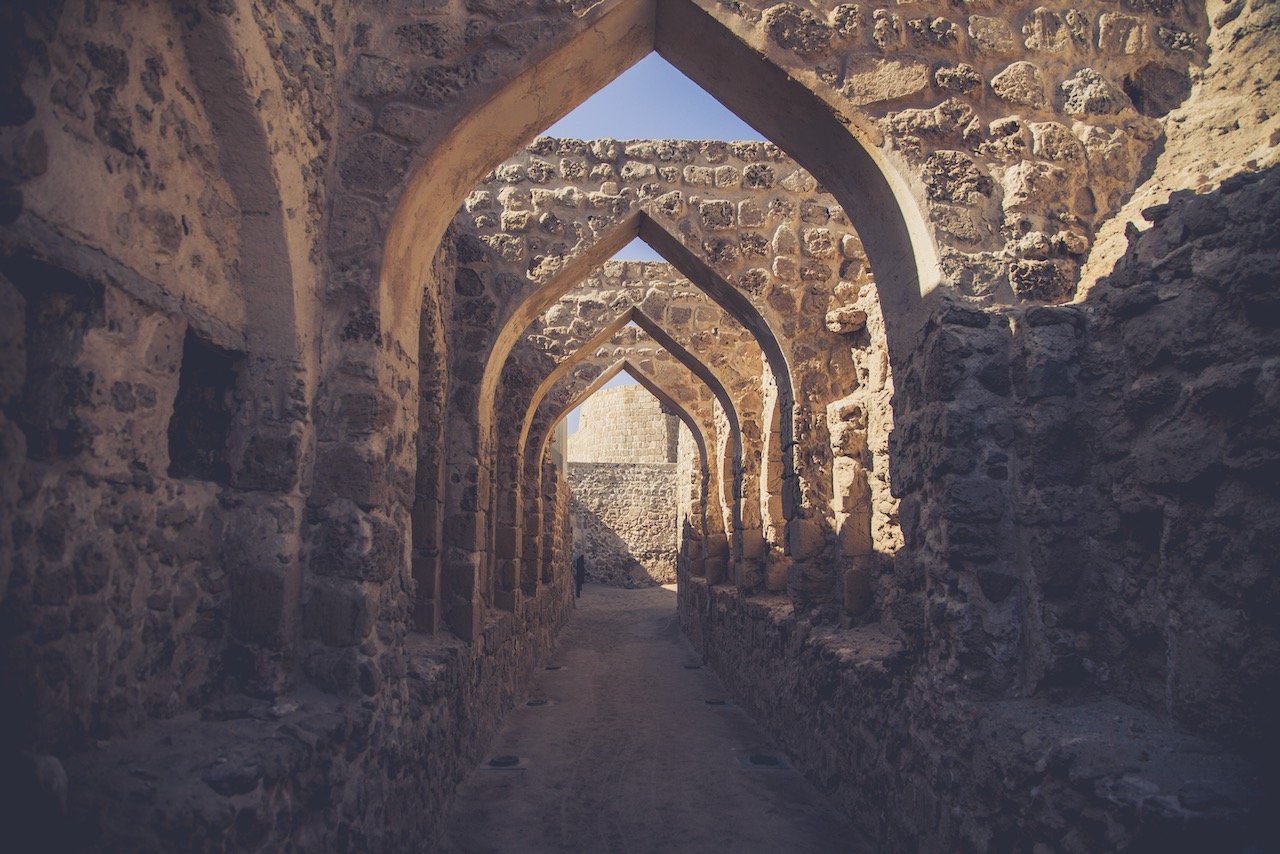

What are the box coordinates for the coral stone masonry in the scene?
[569,385,681,586]
[0,0,1277,850]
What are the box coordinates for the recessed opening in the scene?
[167,329,242,483]
[0,254,103,462]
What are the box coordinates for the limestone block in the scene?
[830,4,860,38]
[773,256,798,281]
[620,162,656,182]
[994,62,1051,111]
[842,56,930,105]
[699,199,735,229]
[1060,68,1130,116]
[763,4,832,54]
[742,163,774,189]
[935,63,982,93]
[1029,122,1084,164]
[779,168,817,193]
[923,151,993,205]
[871,10,903,50]
[968,16,1017,54]
[825,306,868,334]
[713,165,741,188]
[1098,13,1147,54]
[1021,8,1064,53]
[771,224,799,255]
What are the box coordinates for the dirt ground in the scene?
[439,585,863,853]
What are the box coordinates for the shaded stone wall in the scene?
[676,3,1279,850]
[65,572,575,851]
[680,577,1260,853]
[569,462,678,587]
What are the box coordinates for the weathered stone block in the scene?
[304,580,373,647]
[990,61,1047,108]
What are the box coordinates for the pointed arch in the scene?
[516,321,737,587]
[381,0,939,363]
[538,357,719,579]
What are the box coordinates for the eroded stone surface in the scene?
[0,0,1273,850]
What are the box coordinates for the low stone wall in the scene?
[679,577,1264,852]
[569,462,677,587]
[61,576,575,852]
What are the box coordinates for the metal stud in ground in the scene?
[487,755,521,768]
[738,753,789,770]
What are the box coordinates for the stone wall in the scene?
[567,383,679,464]
[570,462,677,587]
[675,2,1279,850]
[64,574,574,851]
[680,577,1261,853]
[567,384,680,587]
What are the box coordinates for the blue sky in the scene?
[545,54,765,142]
[552,54,763,431]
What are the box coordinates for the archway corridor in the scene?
[1,0,1277,851]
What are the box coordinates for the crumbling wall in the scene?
[678,2,1278,849]
[566,383,680,587]
[569,462,678,587]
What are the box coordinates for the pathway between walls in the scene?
[439,585,863,853]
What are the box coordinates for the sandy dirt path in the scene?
[438,585,863,853]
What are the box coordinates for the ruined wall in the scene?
[567,385,680,587]
[0,0,336,757]
[567,384,679,464]
[681,577,1261,853]
[570,462,677,587]
[676,1,1278,849]
[65,570,575,851]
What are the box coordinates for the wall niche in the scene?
[167,329,242,483]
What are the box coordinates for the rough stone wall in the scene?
[0,0,337,757]
[676,3,1279,850]
[464,148,904,603]
[681,578,1262,853]
[570,462,678,586]
[567,383,678,463]
[64,575,574,852]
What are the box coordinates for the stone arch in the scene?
[430,212,795,635]
[378,0,938,359]
[177,5,315,669]
[503,305,742,601]
[499,265,770,580]
[537,356,719,578]
[520,332,724,592]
